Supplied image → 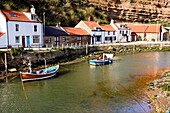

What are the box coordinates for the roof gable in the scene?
[64,27,89,35]
[100,24,116,31]
[82,21,101,30]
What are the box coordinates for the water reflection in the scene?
[1,52,170,113]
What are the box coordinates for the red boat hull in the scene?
[21,65,59,82]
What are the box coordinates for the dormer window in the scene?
[9,13,17,17]
[96,27,101,31]
[120,25,125,28]
[31,15,38,20]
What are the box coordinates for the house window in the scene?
[48,38,51,43]
[108,31,110,35]
[77,37,81,41]
[31,15,38,20]
[33,35,39,43]
[113,36,116,40]
[122,31,124,35]
[96,27,101,31]
[54,37,58,45]
[15,36,20,43]
[34,25,37,32]
[96,36,101,41]
[105,37,110,41]
[120,31,121,34]
[71,37,74,41]
[62,37,66,42]
[113,31,115,35]
[16,24,19,31]
[9,13,17,17]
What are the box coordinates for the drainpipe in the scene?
[6,20,9,50]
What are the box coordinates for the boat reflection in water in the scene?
[1,52,170,113]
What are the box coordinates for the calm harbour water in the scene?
[1,52,170,113]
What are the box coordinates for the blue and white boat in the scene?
[89,53,113,66]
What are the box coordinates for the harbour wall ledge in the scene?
[0,41,170,75]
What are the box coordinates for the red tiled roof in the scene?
[0,32,5,37]
[1,10,41,22]
[64,27,89,35]
[127,24,161,33]
[82,21,100,30]
[128,24,147,33]
[1,10,30,22]
[100,24,116,31]
[145,24,161,33]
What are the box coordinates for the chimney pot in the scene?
[30,5,35,14]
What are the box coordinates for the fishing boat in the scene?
[89,53,113,66]
[21,65,59,82]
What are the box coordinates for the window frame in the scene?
[62,37,66,42]
[34,25,38,32]
[15,36,20,43]
[33,35,40,43]
[16,24,19,31]
[77,37,81,41]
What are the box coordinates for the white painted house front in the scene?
[0,8,43,48]
[75,20,116,45]
[110,20,132,42]
[100,24,117,43]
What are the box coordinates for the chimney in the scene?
[110,19,114,25]
[30,5,35,14]
[56,22,61,27]
[88,16,91,21]
[56,23,59,27]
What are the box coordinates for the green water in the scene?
[1,52,170,113]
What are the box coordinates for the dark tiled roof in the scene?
[45,26,68,36]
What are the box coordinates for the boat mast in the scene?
[43,58,46,68]
[28,58,32,72]
[4,53,8,82]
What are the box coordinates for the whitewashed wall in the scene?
[7,21,43,47]
[0,11,7,48]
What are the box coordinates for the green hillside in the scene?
[0,0,108,27]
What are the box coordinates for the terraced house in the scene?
[75,20,117,45]
[0,7,43,48]
[45,26,90,48]
[127,23,163,41]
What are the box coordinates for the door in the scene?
[22,36,25,47]
[26,36,30,47]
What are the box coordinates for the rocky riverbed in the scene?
[146,71,170,113]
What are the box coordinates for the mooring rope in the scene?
[98,63,147,113]
[19,72,33,113]
[117,82,147,113]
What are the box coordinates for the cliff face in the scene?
[88,0,170,23]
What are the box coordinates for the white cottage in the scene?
[0,7,43,48]
[110,20,132,42]
[75,20,116,45]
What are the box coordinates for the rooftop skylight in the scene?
[9,13,17,17]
